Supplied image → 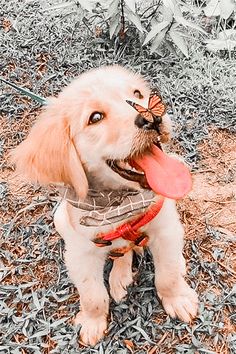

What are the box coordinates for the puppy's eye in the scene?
[89,112,104,125]
[134,90,143,99]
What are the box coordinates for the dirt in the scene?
[179,129,236,240]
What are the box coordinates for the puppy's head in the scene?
[11,66,171,198]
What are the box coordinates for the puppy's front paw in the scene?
[158,281,198,322]
[109,269,133,303]
[74,312,107,346]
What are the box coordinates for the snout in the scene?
[130,112,172,157]
[135,114,162,132]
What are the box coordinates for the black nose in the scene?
[135,114,162,131]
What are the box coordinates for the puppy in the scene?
[11,66,198,346]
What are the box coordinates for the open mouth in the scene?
[106,141,162,189]
[107,159,149,188]
[106,141,193,200]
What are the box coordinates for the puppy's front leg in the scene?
[54,202,109,346]
[148,199,198,322]
[109,250,133,302]
[65,248,109,346]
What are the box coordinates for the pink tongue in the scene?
[133,145,192,199]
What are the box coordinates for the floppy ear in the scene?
[11,101,88,199]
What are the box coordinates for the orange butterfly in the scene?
[126,88,166,123]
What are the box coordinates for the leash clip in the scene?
[134,232,149,247]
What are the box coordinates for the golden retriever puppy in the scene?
[11,66,198,346]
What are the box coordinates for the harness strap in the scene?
[93,197,164,258]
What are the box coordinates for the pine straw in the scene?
[179,129,236,236]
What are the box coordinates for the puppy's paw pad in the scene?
[109,273,133,303]
[74,312,107,346]
[159,285,198,323]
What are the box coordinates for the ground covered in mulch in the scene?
[1,1,236,353]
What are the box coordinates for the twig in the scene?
[156,332,168,345]
[192,169,215,173]
[82,18,94,35]
[203,199,236,204]
[217,261,236,277]
[141,1,161,19]
[119,0,125,40]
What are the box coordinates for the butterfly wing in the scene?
[151,101,166,117]
[148,88,162,109]
[126,100,153,122]
[148,88,166,117]
[126,100,144,113]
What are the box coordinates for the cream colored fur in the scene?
[12,66,198,346]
